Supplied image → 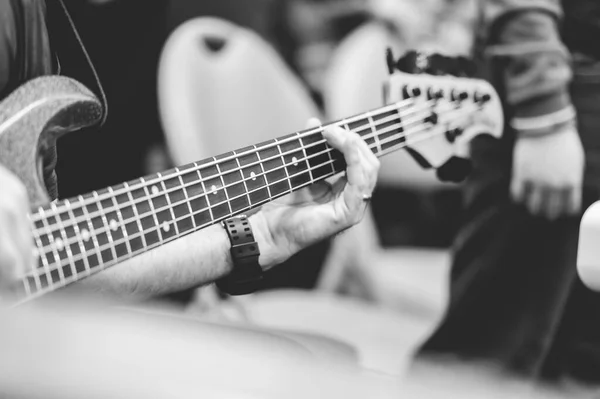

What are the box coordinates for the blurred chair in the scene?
[157,16,425,376]
[158,16,319,163]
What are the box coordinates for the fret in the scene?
[239,146,270,207]
[301,130,332,181]
[233,153,252,212]
[199,158,229,221]
[140,178,161,247]
[366,113,381,154]
[279,134,311,190]
[82,193,102,270]
[166,170,194,235]
[107,187,130,260]
[177,169,197,232]
[190,163,212,228]
[21,274,32,298]
[373,109,404,151]
[220,154,249,215]
[49,203,67,285]
[215,163,233,216]
[29,217,45,293]
[56,200,77,280]
[157,173,180,240]
[37,207,57,289]
[92,191,116,266]
[74,195,93,275]
[123,182,146,254]
[259,139,290,197]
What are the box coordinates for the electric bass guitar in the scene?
[0,51,503,304]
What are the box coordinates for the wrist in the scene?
[217,215,263,295]
[512,106,577,138]
[248,212,281,271]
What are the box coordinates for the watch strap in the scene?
[216,215,263,295]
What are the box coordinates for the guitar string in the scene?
[31,103,474,256]
[29,119,416,259]
[31,103,451,249]
[29,95,445,220]
[31,98,457,237]
[20,105,479,298]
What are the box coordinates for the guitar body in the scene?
[0,76,103,208]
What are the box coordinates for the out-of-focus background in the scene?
[54,0,477,377]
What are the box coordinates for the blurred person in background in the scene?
[417,0,600,388]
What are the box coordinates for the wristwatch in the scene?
[216,215,263,295]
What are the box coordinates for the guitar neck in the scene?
[17,98,429,302]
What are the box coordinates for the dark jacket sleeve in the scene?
[0,0,57,199]
[481,0,573,125]
[0,1,19,98]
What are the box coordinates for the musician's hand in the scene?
[0,165,33,293]
[511,122,584,220]
[251,118,379,270]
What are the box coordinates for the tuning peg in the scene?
[445,128,463,143]
[474,92,492,104]
[450,90,469,102]
[427,88,444,100]
[386,48,396,75]
[402,85,422,98]
[436,157,472,182]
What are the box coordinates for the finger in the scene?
[305,117,322,130]
[350,128,378,165]
[526,185,544,216]
[323,126,365,180]
[510,177,526,204]
[567,185,583,215]
[290,181,333,204]
[544,189,564,221]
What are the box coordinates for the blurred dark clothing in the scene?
[166,0,276,37]
[419,0,600,385]
[420,58,600,384]
[562,1,600,59]
[0,0,52,99]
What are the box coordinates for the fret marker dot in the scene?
[292,157,298,166]
[211,185,218,194]
[55,238,64,251]
[82,229,90,242]
[250,171,257,181]
[151,185,159,195]
[109,219,118,231]
[162,222,170,233]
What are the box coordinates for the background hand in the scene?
[251,118,379,269]
[511,123,584,220]
[0,165,33,294]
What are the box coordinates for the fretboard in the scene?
[18,99,429,301]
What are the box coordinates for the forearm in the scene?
[482,0,573,127]
[79,223,233,299]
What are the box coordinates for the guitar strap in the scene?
[46,0,108,127]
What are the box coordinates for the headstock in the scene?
[383,49,503,182]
